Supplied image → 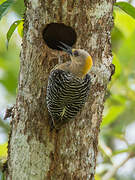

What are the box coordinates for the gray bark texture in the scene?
[6,0,114,179]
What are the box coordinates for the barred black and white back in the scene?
[46,69,91,129]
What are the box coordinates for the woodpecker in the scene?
[46,42,93,129]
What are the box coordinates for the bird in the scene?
[46,42,93,129]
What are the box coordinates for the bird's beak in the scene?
[57,41,73,55]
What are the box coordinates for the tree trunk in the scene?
[6,0,114,179]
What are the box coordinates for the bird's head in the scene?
[58,42,93,76]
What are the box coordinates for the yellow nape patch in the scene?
[83,56,93,75]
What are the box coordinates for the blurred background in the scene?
[0,0,135,180]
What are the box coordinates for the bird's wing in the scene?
[46,69,91,128]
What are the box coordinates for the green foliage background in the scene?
[98,4,135,180]
[0,1,135,180]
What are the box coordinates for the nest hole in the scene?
[42,23,77,51]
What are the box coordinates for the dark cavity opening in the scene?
[42,23,77,51]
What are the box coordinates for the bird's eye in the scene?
[73,50,79,57]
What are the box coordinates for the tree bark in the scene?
[6,0,114,179]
